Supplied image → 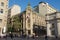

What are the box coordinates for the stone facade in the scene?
[46,12,60,37]
[0,0,8,36]
[34,2,57,16]
[20,3,46,37]
[38,2,60,37]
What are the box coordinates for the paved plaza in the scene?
[0,37,60,40]
[0,37,44,40]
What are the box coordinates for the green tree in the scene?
[12,15,21,32]
[7,14,21,33]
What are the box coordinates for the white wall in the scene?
[11,5,21,17]
[57,22,60,36]
[47,23,52,36]
[39,3,47,16]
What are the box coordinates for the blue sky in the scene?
[9,0,60,12]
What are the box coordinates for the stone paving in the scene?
[0,37,60,40]
[0,37,44,40]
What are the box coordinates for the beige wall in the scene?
[46,12,60,37]
[32,12,46,27]
[39,2,57,16]
[0,0,8,36]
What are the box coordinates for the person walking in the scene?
[45,35,48,40]
[10,33,13,40]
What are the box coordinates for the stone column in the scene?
[30,27,33,36]
[54,20,58,37]
[47,22,52,36]
[1,28,2,36]
[57,22,60,36]
[26,30,28,36]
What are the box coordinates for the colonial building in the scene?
[0,0,8,36]
[44,2,60,37]
[20,3,46,37]
[7,1,60,37]
[34,1,59,37]
[46,12,60,37]
[34,1,60,37]
[34,1,57,16]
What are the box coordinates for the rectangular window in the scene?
[0,19,2,22]
[0,28,1,32]
[1,2,4,6]
[0,9,3,13]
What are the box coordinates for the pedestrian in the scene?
[55,36,58,38]
[55,36,58,40]
[5,34,7,40]
[45,35,48,40]
[10,33,13,40]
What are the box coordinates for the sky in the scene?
[9,0,60,12]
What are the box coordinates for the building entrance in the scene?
[33,25,46,36]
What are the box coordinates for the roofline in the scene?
[39,1,47,4]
